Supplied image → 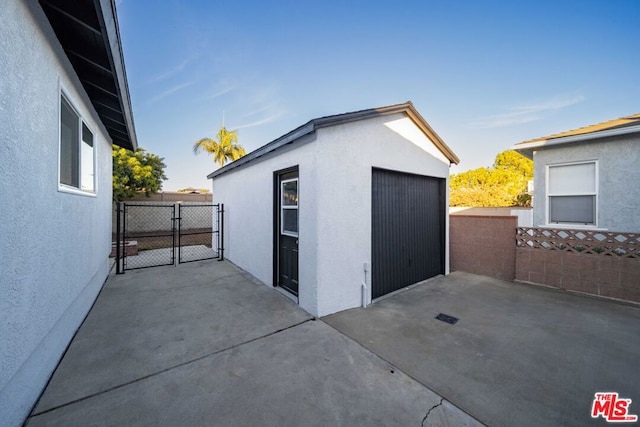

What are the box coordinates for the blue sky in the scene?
[116,0,640,191]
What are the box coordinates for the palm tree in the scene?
[193,126,246,168]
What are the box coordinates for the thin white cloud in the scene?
[237,103,277,119]
[149,56,196,83]
[208,85,235,99]
[232,111,285,130]
[469,112,541,128]
[146,81,194,105]
[220,83,285,129]
[469,94,586,129]
[515,94,586,114]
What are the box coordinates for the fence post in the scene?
[172,203,178,266]
[116,202,122,274]
[218,203,224,261]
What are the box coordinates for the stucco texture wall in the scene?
[212,136,320,315]
[212,113,451,317]
[313,115,450,315]
[532,134,640,232]
[0,2,113,425]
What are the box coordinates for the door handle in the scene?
[296,240,299,245]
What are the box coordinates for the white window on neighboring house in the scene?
[547,161,597,225]
[59,95,95,193]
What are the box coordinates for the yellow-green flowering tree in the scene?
[112,146,167,202]
[450,150,532,207]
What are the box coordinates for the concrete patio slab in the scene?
[36,260,636,426]
[28,321,481,426]
[325,271,640,427]
[32,260,312,414]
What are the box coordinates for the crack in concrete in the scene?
[421,398,444,426]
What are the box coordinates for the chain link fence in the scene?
[114,202,223,273]
[178,204,220,263]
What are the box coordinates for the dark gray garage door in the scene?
[372,168,445,299]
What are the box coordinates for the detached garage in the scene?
[208,102,459,317]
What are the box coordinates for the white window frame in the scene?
[58,88,97,197]
[281,178,298,237]
[545,160,598,227]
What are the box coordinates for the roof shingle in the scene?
[516,113,640,146]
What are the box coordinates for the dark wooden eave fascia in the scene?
[40,0,138,150]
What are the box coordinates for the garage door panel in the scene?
[372,168,444,299]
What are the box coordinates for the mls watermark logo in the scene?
[591,392,638,423]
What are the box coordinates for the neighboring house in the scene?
[208,102,459,317]
[514,114,640,232]
[0,1,137,425]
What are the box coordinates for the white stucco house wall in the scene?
[514,113,640,232]
[0,1,137,425]
[208,102,459,317]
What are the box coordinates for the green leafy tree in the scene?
[112,146,168,202]
[450,150,532,207]
[193,126,246,167]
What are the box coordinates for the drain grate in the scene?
[435,313,459,325]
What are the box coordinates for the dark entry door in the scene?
[275,168,299,295]
[371,168,445,299]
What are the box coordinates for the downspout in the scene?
[362,262,369,308]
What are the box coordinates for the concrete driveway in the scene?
[26,261,479,426]
[325,271,640,427]
[26,261,639,427]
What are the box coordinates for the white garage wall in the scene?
[212,136,321,314]
[0,2,113,425]
[212,112,452,318]
[314,114,451,316]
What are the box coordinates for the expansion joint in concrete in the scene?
[30,318,313,418]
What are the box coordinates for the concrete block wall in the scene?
[449,215,517,281]
[126,192,213,203]
[450,216,640,304]
[516,248,640,303]
[450,207,533,227]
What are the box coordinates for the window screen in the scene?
[282,209,298,234]
[548,162,595,194]
[59,95,95,193]
[548,162,596,225]
[549,195,595,224]
[60,97,79,187]
[281,178,298,236]
[81,123,94,191]
[282,180,298,206]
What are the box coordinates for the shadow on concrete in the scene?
[325,271,640,427]
[27,260,481,426]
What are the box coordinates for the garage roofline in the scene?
[207,101,459,180]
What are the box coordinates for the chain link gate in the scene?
[177,203,224,264]
[114,202,224,273]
